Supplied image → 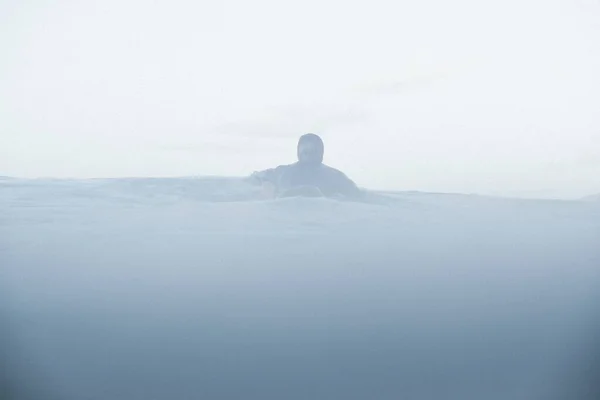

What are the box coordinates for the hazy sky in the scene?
[1,0,599,198]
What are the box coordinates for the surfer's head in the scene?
[297,133,324,166]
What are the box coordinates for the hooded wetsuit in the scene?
[250,134,363,199]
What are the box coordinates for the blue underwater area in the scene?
[1,177,599,400]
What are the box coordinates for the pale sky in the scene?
[1,0,599,198]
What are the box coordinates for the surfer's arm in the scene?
[334,171,364,200]
[249,165,288,185]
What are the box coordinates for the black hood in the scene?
[297,133,324,165]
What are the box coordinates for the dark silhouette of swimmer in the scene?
[250,133,363,199]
